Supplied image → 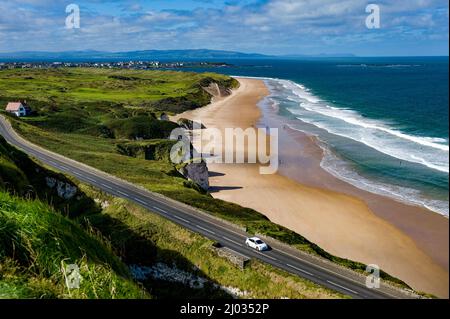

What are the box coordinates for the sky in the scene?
[0,0,448,56]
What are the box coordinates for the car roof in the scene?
[249,237,263,241]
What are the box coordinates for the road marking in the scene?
[100,183,113,190]
[117,190,129,198]
[222,236,242,246]
[326,280,359,295]
[173,215,191,224]
[152,206,169,215]
[128,189,247,237]
[256,252,277,261]
[196,225,215,234]
[84,176,96,183]
[286,263,314,276]
[133,198,147,205]
[275,250,378,293]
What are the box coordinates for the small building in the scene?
[5,101,31,117]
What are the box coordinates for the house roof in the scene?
[5,102,23,111]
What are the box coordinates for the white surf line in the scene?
[326,280,359,295]
[222,236,243,246]
[196,224,215,235]
[286,263,314,276]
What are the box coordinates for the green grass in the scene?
[0,68,237,138]
[0,192,149,299]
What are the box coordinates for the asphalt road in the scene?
[0,116,408,299]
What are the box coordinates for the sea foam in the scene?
[260,76,449,216]
[276,79,449,173]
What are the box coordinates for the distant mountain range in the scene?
[0,49,356,61]
[0,49,270,61]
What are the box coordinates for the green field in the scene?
[0,67,409,294]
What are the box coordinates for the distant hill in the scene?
[0,49,271,61]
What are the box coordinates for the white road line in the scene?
[152,206,169,214]
[117,190,129,198]
[222,236,242,246]
[286,263,314,276]
[256,252,277,261]
[276,249,375,292]
[173,215,191,224]
[326,280,359,295]
[196,225,215,234]
[100,183,113,190]
[133,198,147,205]
[128,189,247,237]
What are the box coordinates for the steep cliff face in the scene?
[179,162,209,191]
[202,82,234,99]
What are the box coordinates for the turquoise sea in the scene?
[183,57,449,216]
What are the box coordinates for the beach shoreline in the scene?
[172,77,449,297]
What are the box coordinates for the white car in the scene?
[245,237,269,251]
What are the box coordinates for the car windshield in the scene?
[255,240,264,244]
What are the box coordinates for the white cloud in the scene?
[0,0,447,55]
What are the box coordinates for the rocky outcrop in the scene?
[179,162,209,191]
[202,82,233,99]
[45,177,78,200]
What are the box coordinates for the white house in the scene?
[5,102,28,117]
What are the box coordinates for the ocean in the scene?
[181,57,449,216]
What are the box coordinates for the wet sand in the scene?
[172,78,449,297]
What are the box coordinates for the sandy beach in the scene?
[173,78,449,298]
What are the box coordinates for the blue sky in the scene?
[0,0,448,56]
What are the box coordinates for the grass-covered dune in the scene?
[0,68,238,137]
